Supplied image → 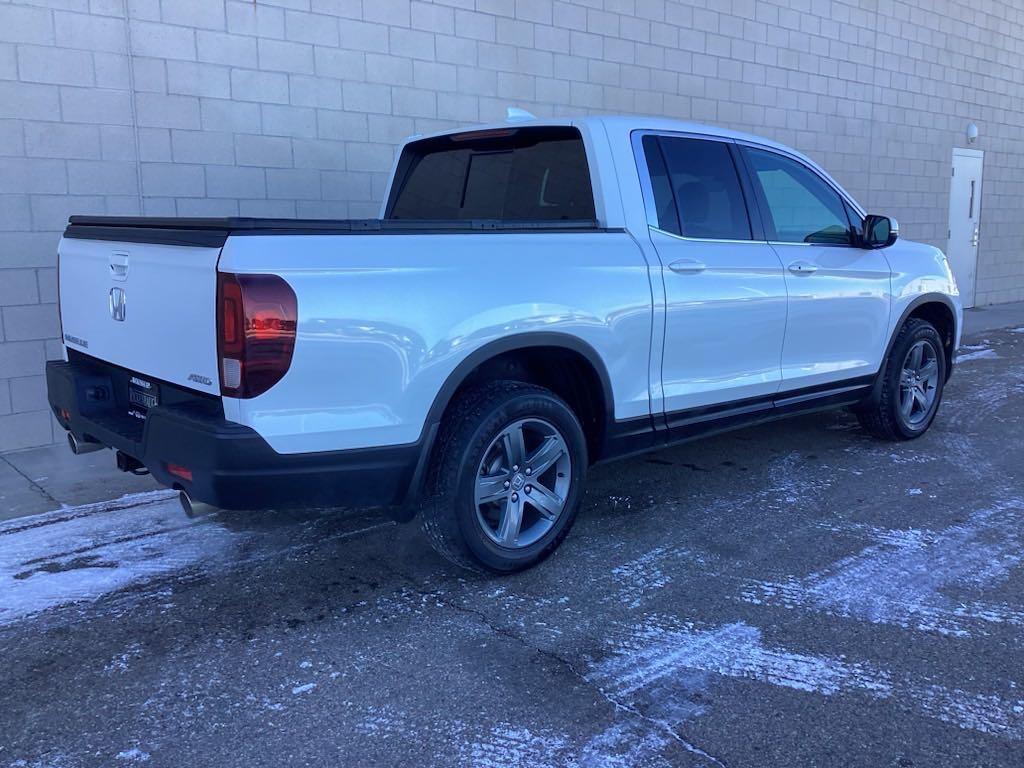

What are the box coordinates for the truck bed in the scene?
[65,216,607,247]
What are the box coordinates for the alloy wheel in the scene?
[899,339,940,426]
[474,418,572,549]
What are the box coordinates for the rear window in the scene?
[386,127,596,222]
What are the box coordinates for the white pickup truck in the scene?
[48,114,962,572]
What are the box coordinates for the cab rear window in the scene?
[386,126,596,222]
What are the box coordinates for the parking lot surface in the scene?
[2,326,1023,767]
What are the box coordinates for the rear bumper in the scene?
[46,358,421,511]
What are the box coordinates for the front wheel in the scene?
[856,318,947,440]
[420,381,587,573]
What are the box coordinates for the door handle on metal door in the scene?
[788,261,818,275]
[971,224,979,247]
[668,258,706,274]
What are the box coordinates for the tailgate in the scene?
[58,234,221,395]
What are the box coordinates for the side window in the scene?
[641,135,680,235]
[654,136,753,241]
[744,148,853,245]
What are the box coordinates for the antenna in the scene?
[506,107,537,122]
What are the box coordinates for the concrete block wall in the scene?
[1,0,1022,452]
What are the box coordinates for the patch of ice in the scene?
[592,620,892,700]
[0,490,238,626]
[469,725,569,768]
[609,546,704,609]
[291,682,317,695]
[743,500,1024,638]
[116,748,151,763]
[958,348,999,362]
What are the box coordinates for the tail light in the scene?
[217,272,297,399]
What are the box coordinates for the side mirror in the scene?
[861,214,899,249]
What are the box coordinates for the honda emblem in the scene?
[109,287,126,322]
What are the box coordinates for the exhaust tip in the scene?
[67,432,103,455]
[178,490,217,518]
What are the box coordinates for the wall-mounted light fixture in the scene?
[966,123,979,144]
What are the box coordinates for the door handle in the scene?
[788,261,818,275]
[668,258,706,274]
[971,224,979,247]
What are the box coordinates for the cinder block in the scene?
[366,53,413,86]
[412,2,454,34]
[67,160,139,195]
[171,130,235,165]
[129,20,197,60]
[206,165,267,198]
[197,31,258,68]
[0,158,67,195]
[261,104,317,138]
[2,304,59,342]
[227,0,286,38]
[140,163,205,197]
[266,168,321,200]
[0,82,61,121]
[60,88,133,126]
[10,375,48,413]
[54,11,127,53]
[436,34,477,66]
[258,38,315,74]
[94,52,131,89]
[135,92,201,129]
[321,170,373,201]
[167,61,232,98]
[200,98,260,133]
[314,47,366,80]
[338,20,389,54]
[289,75,344,109]
[24,122,102,160]
[317,109,369,141]
[516,0,553,25]
[342,81,391,113]
[231,68,290,104]
[413,61,457,91]
[0,340,46,379]
[100,126,139,162]
[284,10,340,46]
[345,142,396,172]
[454,10,496,42]
[392,86,436,118]
[388,28,435,60]
[291,138,346,171]
[0,4,54,45]
[160,0,226,31]
[0,269,39,305]
[234,134,293,167]
[363,0,411,27]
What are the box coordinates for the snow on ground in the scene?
[0,490,239,626]
[958,347,1000,362]
[742,499,1024,638]
[590,617,1024,740]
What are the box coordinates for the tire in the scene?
[420,381,588,573]
[856,318,947,440]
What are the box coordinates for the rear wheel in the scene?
[856,318,946,440]
[420,381,587,573]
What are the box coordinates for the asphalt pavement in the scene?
[1,323,1023,767]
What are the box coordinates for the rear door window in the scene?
[387,127,596,221]
[743,147,853,244]
[642,135,753,241]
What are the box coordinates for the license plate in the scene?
[128,375,158,419]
